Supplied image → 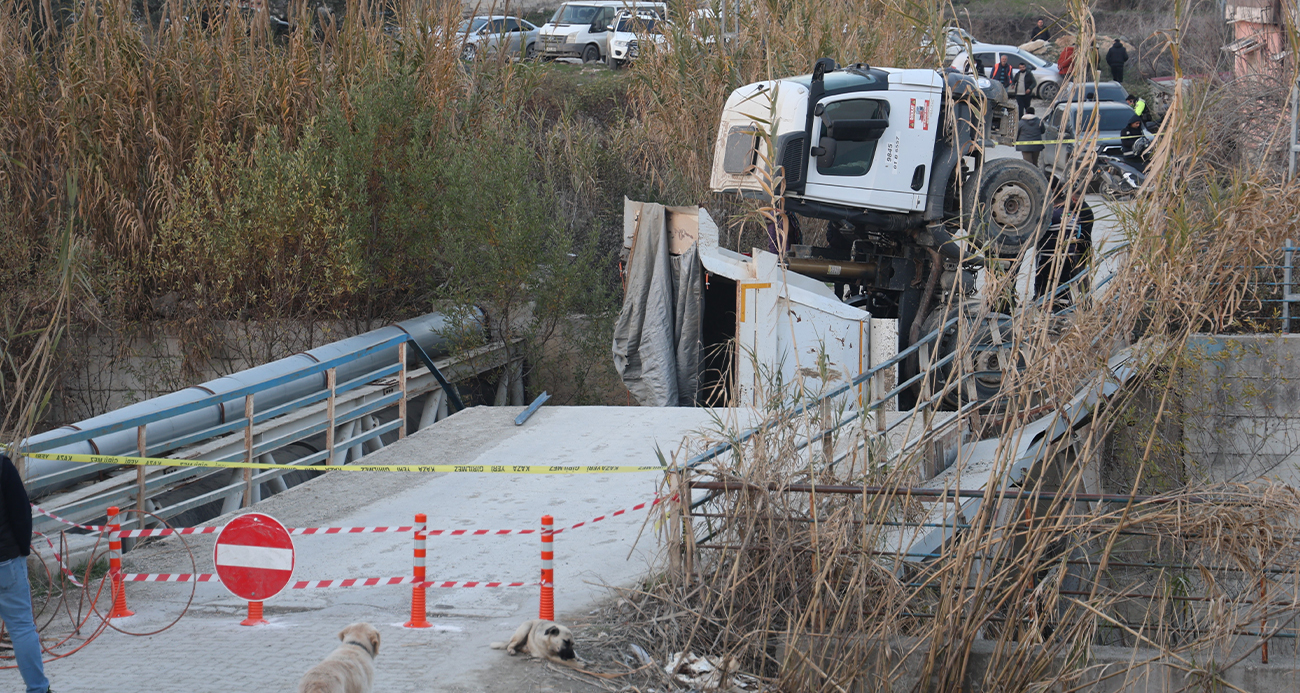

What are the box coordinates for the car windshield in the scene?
[615,15,656,32]
[1065,106,1136,133]
[458,18,489,33]
[1015,50,1048,68]
[550,4,601,25]
[1095,83,1129,101]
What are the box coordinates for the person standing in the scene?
[1120,114,1146,154]
[1035,190,1093,302]
[1106,38,1129,83]
[1057,45,1076,77]
[1126,93,1150,123]
[1016,106,1045,166]
[0,454,52,693]
[1012,62,1037,117]
[990,54,1013,88]
[1030,19,1050,42]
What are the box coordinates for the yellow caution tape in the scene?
[21,452,667,474]
[1013,139,1078,145]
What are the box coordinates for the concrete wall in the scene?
[778,634,1300,692]
[1181,335,1300,487]
[52,320,373,426]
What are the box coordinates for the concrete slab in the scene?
[14,405,752,693]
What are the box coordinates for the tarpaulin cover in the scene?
[612,201,703,406]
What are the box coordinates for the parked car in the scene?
[1039,101,1151,186]
[1052,81,1130,106]
[921,26,976,58]
[607,11,668,68]
[455,16,540,61]
[537,0,666,63]
[951,43,1062,101]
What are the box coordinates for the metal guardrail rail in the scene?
[23,337,516,534]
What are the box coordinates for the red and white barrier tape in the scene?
[31,505,105,532]
[118,573,533,589]
[116,525,428,538]
[33,531,85,588]
[37,494,672,539]
[550,495,668,535]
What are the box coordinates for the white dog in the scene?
[298,622,381,693]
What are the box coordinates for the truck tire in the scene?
[919,301,1022,410]
[962,157,1049,258]
[582,44,601,63]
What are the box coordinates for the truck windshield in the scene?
[550,4,601,25]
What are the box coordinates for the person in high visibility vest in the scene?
[1126,94,1150,123]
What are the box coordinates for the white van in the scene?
[537,0,667,63]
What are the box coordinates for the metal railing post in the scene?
[135,425,147,529]
[242,394,254,507]
[326,368,337,465]
[398,342,408,440]
[1286,240,1295,334]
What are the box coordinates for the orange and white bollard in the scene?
[539,514,554,621]
[403,513,432,628]
[106,506,135,619]
[241,601,269,626]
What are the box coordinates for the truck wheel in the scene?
[582,44,601,63]
[919,301,1022,410]
[607,54,621,69]
[962,157,1049,258]
[1036,80,1059,102]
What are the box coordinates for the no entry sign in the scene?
[214,513,295,601]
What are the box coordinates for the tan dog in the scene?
[490,619,577,665]
[298,622,381,693]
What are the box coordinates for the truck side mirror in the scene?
[827,119,889,142]
[812,140,838,169]
[590,20,606,32]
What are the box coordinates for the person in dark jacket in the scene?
[1120,114,1145,153]
[1035,189,1093,302]
[1030,19,1050,42]
[1106,38,1129,83]
[990,55,1013,87]
[1012,62,1037,117]
[1016,107,1045,166]
[0,454,52,693]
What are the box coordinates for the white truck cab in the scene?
[712,66,944,216]
[710,60,1051,409]
[538,0,667,62]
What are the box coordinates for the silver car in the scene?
[458,16,540,61]
[951,43,1062,101]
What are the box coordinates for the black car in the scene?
[1040,101,1148,183]
[1052,81,1130,106]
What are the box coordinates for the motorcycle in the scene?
[1094,141,1148,199]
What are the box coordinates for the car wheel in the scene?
[1036,80,1059,102]
[607,54,622,69]
[962,157,1049,258]
[462,44,477,62]
[525,42,536,61]
[582,43,601,63]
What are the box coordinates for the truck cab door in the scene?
[803,92,934,214]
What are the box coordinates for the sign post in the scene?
[214,513,295,626]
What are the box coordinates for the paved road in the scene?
[11,406,742,692]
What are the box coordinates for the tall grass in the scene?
[0,0,643,422]
[603,0,1300,690]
